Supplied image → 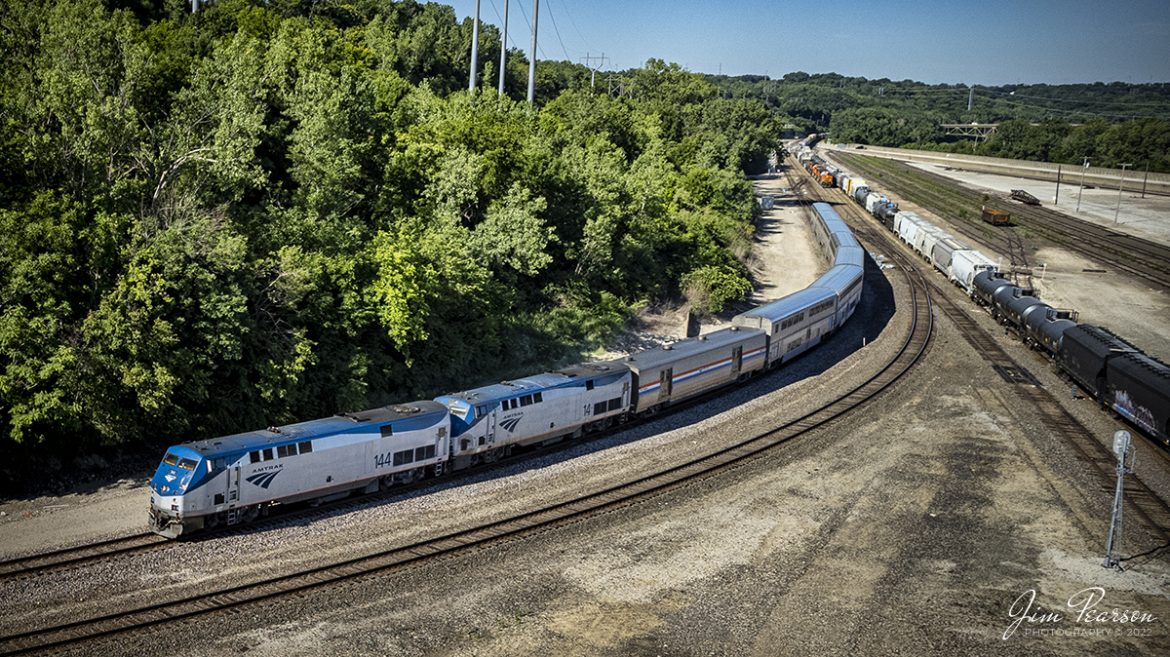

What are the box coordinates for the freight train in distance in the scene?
[149,202,865,538]
[797,136,1169,447]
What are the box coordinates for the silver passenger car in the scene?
[623,327,767,413]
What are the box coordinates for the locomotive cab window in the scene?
[163,453,180,466]
[177,458,198,471]
[249,451,261,464]
[380,424,393,438]
[298,441,313,454]
[534,392,543,403]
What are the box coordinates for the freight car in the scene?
[808,145,1169,447]
[981,208,1011,226]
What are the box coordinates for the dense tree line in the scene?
[711,72,1170,172]
[0,0,783,456]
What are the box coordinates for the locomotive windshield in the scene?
[162,452,197,470]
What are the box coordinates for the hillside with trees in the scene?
[711,72,1170,172]
[0,0,784,461]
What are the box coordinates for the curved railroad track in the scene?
[816,173,1170,552]
[0,178,935,656]
[832,152,1170,291]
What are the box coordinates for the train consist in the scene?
[149,203,865,538]
[795,136,1170,447]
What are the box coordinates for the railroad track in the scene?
[0,174,935,656]
[0,533,168,579]
[815,172,1170,550]
[832,152,1170,291]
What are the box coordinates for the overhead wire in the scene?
[512,0,549,61]
[543,0,573,62]
[559,0,594,55]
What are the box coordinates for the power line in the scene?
[558,0,594,54]
[543,0,572,62]
[512,0,548,61]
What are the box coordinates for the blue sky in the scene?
[443,0,1170,84]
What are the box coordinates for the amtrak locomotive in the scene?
[149,202,867,538]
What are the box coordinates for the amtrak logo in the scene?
[499,416,522,433]
[246,470,281,489]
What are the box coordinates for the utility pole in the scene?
[581,52,609,89]
[1114,163,1132,224]
[527,0,539,104]
[1076,157,1090,212]
[1140,162,1150,199]
[497,0,509,96]
[468,0,481,94]
[1054,164,1062,205]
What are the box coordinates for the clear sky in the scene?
[443,0,1170,85]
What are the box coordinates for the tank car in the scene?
[998,291,1046,330]
[972,270,1013,306]
[1022,307,1078,355]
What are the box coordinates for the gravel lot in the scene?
[4,173,1169,656]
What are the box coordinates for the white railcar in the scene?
[733,287,839,365]
[435,363,631,468]
[949,249,999,292]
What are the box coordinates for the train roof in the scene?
[811,264,864,294]
[812,202,850,233]
[556,359,631,380]
[834,245,866,269]
[440,374,571,405]
[1062,324,1139,357]
[735,287,837,323]
[831,231,861,251]
[623,326,763,372]
[178,400,449,457]
[438,361,631,407]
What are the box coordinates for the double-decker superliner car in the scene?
[433,361,632,469]
[149,401,450,538]
[623,327,767,414]
[734,287,839,365]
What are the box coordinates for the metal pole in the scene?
[497,0,508,96]
[1054,164,1061,205]
[1104,431,1134,569]
[468,0,481,94]
[191,0,200,11]
[1076,157,1089,213]
[1141,162,1149,199]
[526,0,539,104]
[1114,163,1131,225]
